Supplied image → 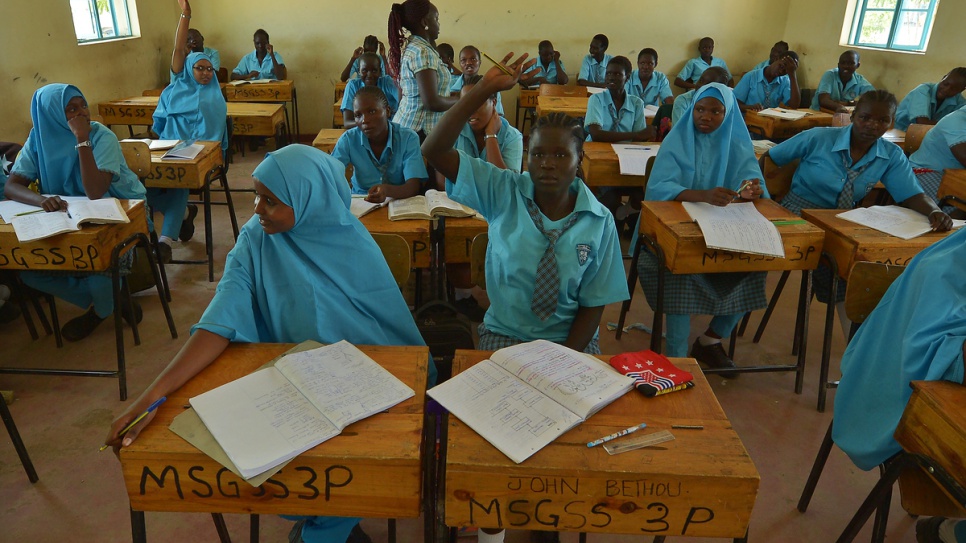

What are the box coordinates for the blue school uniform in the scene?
[584,91,647,140]
[810,68,874,110]
[671,89,696,125]
[12,84,147,319]
[638,84,768,356]
[448,152,628,344]
[232,50,285,80]
[526,57,567,85]
[348,55,386,79]
[894,82,966,131]
[769,126,923,210]
[624,70,673,107]
[910,105,966,172]
[170,47,221,83]
[833,227,966,471]
[752,59,770,72]
[340,76,400,115]
[393,35,448,134]
[578,54,613,85]
[445,116,523,193]
[732,67,791,108]
[449,76,505,115]
[151,52,228,241]
[676,56,730,84]
[330,122,427,195]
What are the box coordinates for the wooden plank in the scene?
[937,168,966,211]
[519,89,539,108]
[743,109,832,140]
[223,80,294,102]
[98,96,159,126]
[443,216,487,264]
[312,129,346,154]
[642,200,824,274]
[359,207,431,268]
[444,351,759,537]
[228,103,286,137]
[120,343,428,517]
[0,200,147,272]
[145,140,223,190]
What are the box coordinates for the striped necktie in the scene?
[836,152,868,209]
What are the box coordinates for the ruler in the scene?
[603,430,675,455]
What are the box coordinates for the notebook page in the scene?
[611,144,659,176]
[837,205,965,240]
[682,201,786,257]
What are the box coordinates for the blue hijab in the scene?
[833,228,966,471]
[153,52,228,150]
[193,145,435,382]
[645,83,766,201]
[22,84,85,194]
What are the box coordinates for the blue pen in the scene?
[587,422,647,448]
[100,396,167,451]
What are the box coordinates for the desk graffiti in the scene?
[231,87,283,100]
[0,244,99,270]
[233,123,256,134]
[138,463,354,502]
[100,106,150,120]
[147,165,189,183]
[412,240,427,263]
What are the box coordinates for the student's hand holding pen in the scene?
[104,396,164,452]
[702,187,739,206]
[735,179,763,200]
[929,209,953,232]
[480,52,540,93]
[40,195,68,212]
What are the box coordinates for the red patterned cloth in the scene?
[610,350,694,397]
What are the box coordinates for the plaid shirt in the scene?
[392,35,447,134]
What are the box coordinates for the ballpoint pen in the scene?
[100,397,167,451]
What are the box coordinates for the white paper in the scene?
[837,205,966,240]
[752,139,777,154]
[643,104,659,118]
[682,201,786,257]
[0,200,43,223]
[756,108,808,121]
[229,79,275,86]
[121,138,180,151]
[349,195,392,218]
[611,144,659,176]
[586,86,607,94]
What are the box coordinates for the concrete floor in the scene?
[0,149,920,542]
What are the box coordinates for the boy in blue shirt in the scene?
[526,40,568,86]
[625,48,673,107]
[733,51,801,113]
[577,34,612,88]
[812,50,874,112]
[450,46,505,115]
[751,41,788,72]
[894,68,966,130]
[231,29,286,81]
[675,37,733,90]
[340,53,400,129]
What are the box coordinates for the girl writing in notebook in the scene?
[149,0,228,262]
[331,86,427,202]
[104,145,434,543]
[638,83,766,377]
[4,84,147,341]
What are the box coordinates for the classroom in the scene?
[2,0,965,542]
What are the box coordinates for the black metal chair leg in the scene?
[834,455,907,543]
[249,514,259,543]
[211,512,232,543]
[615,237,643,340]
[388,519,397,543]
[130,508,147,543]
[752,270,790,343]
[219,169,240,240]
[798,420,834,512]
[0,393,39,483]
[736,311,751,336]
[44,294,63,347]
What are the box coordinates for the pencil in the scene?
[100,396,167,451]
[14,209,46,217]
[481,51,514,77]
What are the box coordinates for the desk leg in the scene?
[835,454,908,543]
[130,508,147,543]
[641,234,666,354]
[211,512,232,543]
[751,270,789,343]
[615,237,643,340]
[794,270,811,394]
[111,253,128,401]
[204,183,215,282]
[817,253,839,412]
[388,519,397,543]
[291,89,300,142]
[250,514,259,543]
[733,527,750,543]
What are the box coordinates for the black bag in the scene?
[413,300,475,383]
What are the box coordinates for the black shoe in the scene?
[157,241,172,264]
[690,339,740,379]
[915,517,946,543]
[62,307,106,341]
[179,204,198,242]
[454,297,486,322]
[0,300,21,324]
[530,531,560,543]
[347,524,373,543]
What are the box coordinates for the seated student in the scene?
[831,227,966,543]
[675,37,734,90]
[751,40,789,72]
[811,50,874,112]
[638,83,767,375]
[765,90,951,334]
[909,102,966,217]
[185,28,219,73]
[625,48,673,107]
[577,34,613,88]
[105,145,434,543]
[526,40,569,86]
[340,52,400,129]
[436,42,460,91]
[340,34,387,82]
[231,28,286,81]
[584,56,654,143]
[4,84,147,341]
[332,87,426,202]
[894,68,966,130]
[671,66,730,124]
[733,50,801,113]
[150,0,228,262]
[450,45,505,115]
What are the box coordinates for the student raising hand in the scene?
[481,52,539,91]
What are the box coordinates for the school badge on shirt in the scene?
[576,244,592,266]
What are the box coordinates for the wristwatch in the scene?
[483,134,498,141]
[75,140,92,149]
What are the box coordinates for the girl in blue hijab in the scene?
[637,83,768,374]
[105,145,433,543]
[148,0,228,261]
[5,83,147,341]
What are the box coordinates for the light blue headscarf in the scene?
[22,84,85,194]
[645,83,766,201]
[193,145,435,383]
[153,52,228,150]
[833,228,966,471]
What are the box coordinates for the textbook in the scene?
[120,138,180,151]
[160,140,204,161]
[756,108,808,121]
[10,197,130,242]
[228,78,276,85]
[350,195,393,219]
[188,341,415,479]
[388,190,476,220]
[427,340,635,464]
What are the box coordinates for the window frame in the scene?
[71,0,137,45]
[848,0,939,52]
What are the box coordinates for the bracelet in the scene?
[929,210,944,216]
[75,140,92,149]
[483,134,498,141]
[181,13,190,19]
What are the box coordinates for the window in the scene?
[847,0,939,52]
[69,0,139,44]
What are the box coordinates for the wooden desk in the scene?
[98,96,158,135]
[937,168,966,212]
[441,216,487,265]
[312,128,346,154]
[800,208,956,411]
[442,351,759,539]
[121,343,428,536]
[518,88,539,108]
[536,96,589,118]
[224,80,300,141]
[359,207,431,269]
[882,128,906,146]
[743,109,832,140]
[582,142,655,188]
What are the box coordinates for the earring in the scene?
[424,26,429,30]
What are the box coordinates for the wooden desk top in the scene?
[518,88,540,108]
[642,199,825,274]
[743,109,833,139]
[120,343,429,517]
[536,96,589,118]
[312,128,347,154]
[146,140,223,190]
[223,79,294,102]
[582,142,655,188]
[444,351,759,536]
[0,200,147,272]
[442,216,488,264]
[359,207,431,269]
[800,208,953,279]
[99,96,284,137]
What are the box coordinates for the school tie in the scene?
[525,199,580,321]
[836,152,868,209]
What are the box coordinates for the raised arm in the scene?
[171,0,192,74]
[783,56,801,109]
[554,53,569,85]
[267,44,286,80]
[340,47,363,82]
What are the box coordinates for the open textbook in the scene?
[120,138,181,151]
[427,340,634,464]
[7,197,130,242]
[228,78,276,85]
[350,195,393,219]
[837,205,966,240]
[188,341,415,479]
[682,201,785,258]
[160,140,204,161]
[388,190,477,220]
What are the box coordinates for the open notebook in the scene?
[7,197,130,242]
